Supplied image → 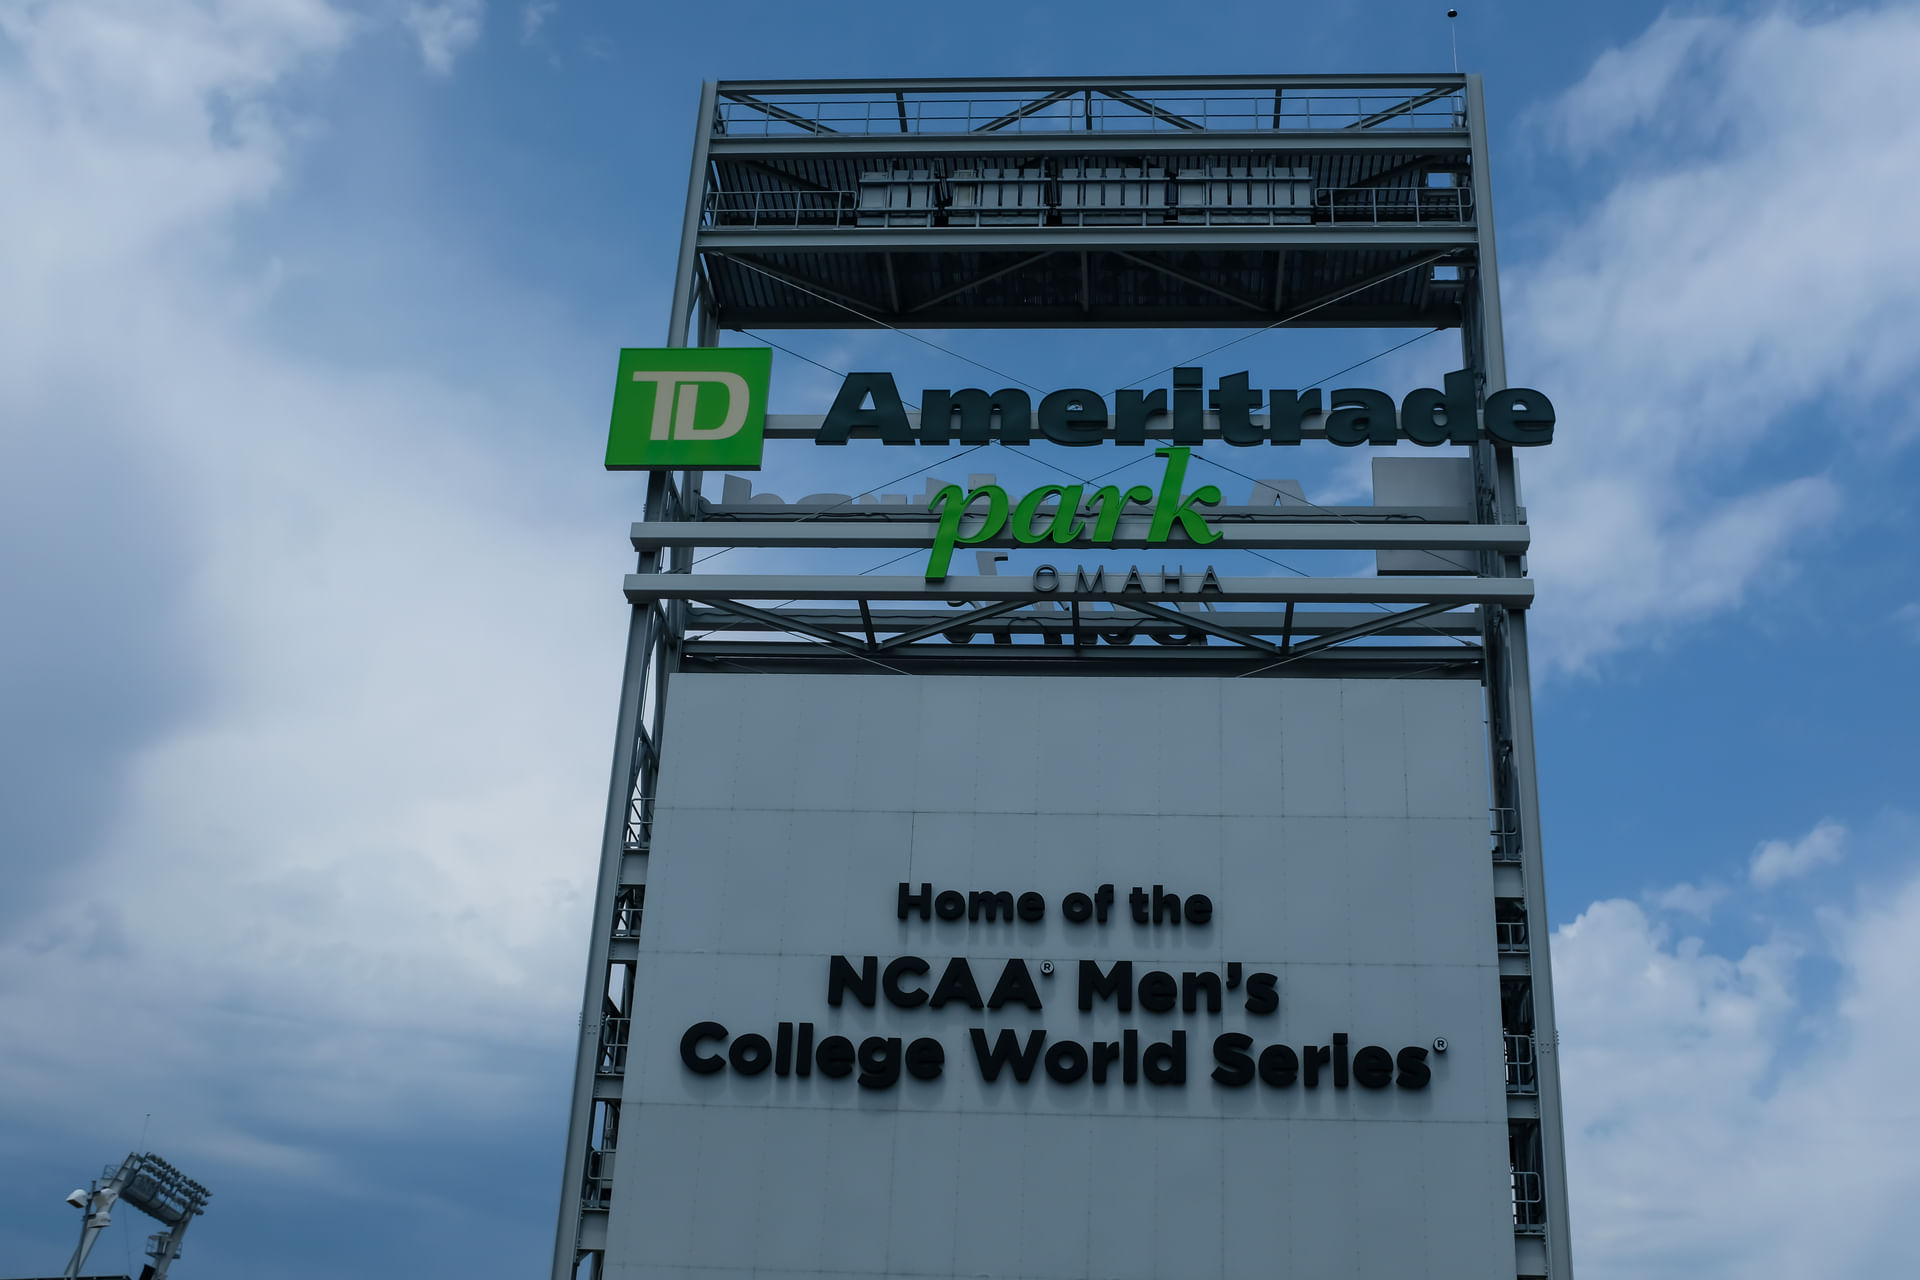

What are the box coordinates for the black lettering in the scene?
[1212,371,1264,444]
[1327,388,1398,446]
[1258,1042,1298,1087]
[775,1021,794,1076]
[1114,388,1166,445]
[1185,894,1213,925]
[930,957,984,1010]
[1078,959,1132,1012]
[898,882,933,921]
[730,1033,772,1076]
[1129,887,1149,923]
[987,959,1043,1011]
[1334,1032,1350,1088]
[1095,883,1114,923]
[1143,1031,1186,1085]
[1400,369,1479,446]
[680,1021,726,1074]
[1138,970,1177,1013]
[921,388,1031,445]
[827,955,877,1007]
[904,1037,945,1081]
[1266,388,1321,444]
[970,1028,1045,1082]
[1211,1032,1254,1086]
[1303,1043,1331,1088]
[1181,971,1222,1014]
[816,1035,855,1078]
[1396,1046,1432,1089]
[1124,1028,1140,1084]
[1039,388,1109,446]
[795,1022,813,1077]
[1045,1039,1089,1083]
[968,890,1014,922]
[1353,1045,1394,1089]
[883,956,930,1008]
[1062,892,1093,923]
[934,890,966,920]
[857,1036,901,1089]
[1484,387,1556,446]
[1171,368,1204,444]
[1152,884,1181,924]
[1245,972,1279,1015]
[1092,1040,1122,1084]
[1017,891,1046,922]
[820,373,913,445]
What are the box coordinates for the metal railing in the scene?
[716,90,1465,137]
[1512,1170,1546,1233]
[598,1016,630,1076]
[1318,185,1473,223]
[1505,1032,1537,1094]
[1497,919,1529,952]
[612,888,644,939]
[704,184,1469,230]
[581,1148,615,1211]
[624,796,652,852]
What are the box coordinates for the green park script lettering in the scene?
[925,446,1220,581]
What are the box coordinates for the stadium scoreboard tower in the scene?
[554,76,1573,1280]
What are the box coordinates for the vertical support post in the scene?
[551,79,721,1280]
[1464,73,1575,1278]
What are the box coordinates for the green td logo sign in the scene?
[605,347,771,471]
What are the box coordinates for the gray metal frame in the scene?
[553,74,1571,1280]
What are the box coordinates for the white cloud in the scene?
[403,0,483,74]
[1750,817,1846,888]
[0,0,611,1179]
[1556,857,1920,1277]
[521,0,556,41]
[1647,880,1728,919]
[1513,9,1920,671]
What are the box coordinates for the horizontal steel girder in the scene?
[760,416,1476,442]
[626,573,1532,607]
[629,520,1528,553]
[706,131,1470,159]
[685,607,1484,638]
[699,225,1474,252]
[716,76,1469,93]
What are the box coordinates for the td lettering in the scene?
[605,347,772,471]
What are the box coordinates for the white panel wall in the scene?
[604,675,1511,1280]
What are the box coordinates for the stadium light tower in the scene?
[60,1152,210,1280]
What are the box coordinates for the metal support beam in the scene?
[631,520,1531,553]
[1110,598,1286,654]
[1348,85,1457,129]
[976,87,1076,132]
[722,90,836,133]
[690,596,875,653]
[712,253,888,316]
[1097,87,1203,131]
[904,251,1055,314]
[1115,251,1267,313]
[700,225,1475,252]
[626,573,1533,607]
[876,599,1030,649]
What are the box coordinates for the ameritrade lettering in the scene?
[820,366,1554,447]
[925,445,1218,580]
[676,880,1442,1095]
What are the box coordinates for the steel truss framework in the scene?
[554,75,1573,1280]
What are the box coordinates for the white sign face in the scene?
[604,674,1513,1280]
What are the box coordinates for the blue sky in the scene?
[2,2,1918,1277]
